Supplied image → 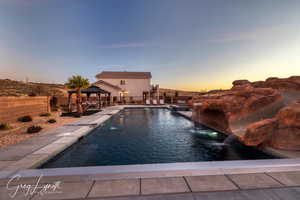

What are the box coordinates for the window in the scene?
[120,80,126,85]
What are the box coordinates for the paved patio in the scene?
[1,170,300,199]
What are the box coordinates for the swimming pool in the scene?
[41,108,275,168]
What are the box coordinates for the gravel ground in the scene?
[0,113,80,148]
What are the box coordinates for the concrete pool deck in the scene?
[1,165,300,199]
[1,105,300,199]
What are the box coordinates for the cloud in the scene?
[98,42,157,49]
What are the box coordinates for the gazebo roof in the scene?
[68,85,110,94]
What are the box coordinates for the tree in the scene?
[175,90,179,97]
[65,75,89,115]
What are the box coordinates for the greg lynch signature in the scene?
[6,174,62,198]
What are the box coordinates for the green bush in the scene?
[40,113,51,117]
[18,115,33,122]
[47,119,56,123]
[0,123,11,131]
[27,126,42,134]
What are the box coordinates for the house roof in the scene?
[68,85,110,94]
[93,80,122,91]
[96,71,152,79]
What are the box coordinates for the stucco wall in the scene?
[0,96,50,123]
[97,78,151,100]
[93,82,120,97]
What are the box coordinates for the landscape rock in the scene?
[252,76,300,91]
[192,87,282,134]
[192,75,300,151]
[243,118,278,146]
[276,99,300,128]
[232,79,251,86]
[270,100,300,150]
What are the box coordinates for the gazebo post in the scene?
[108,93,111,106]
[104,93,107,107]
[98,93,101,109]
[87,93,91,101]
[68,92,72,112]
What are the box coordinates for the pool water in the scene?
[41,108,275,168]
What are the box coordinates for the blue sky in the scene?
[1,0,300,90]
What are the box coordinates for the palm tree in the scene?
[65,75,89,115]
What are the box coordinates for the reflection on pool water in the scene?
[41,108,276,168]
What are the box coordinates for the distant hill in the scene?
[159,88,205,96]
[0,79,67,96]
[0,79,204,97]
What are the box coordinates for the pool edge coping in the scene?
[1,158,300,180]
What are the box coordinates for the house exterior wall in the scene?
[93,82,120,97]
[97,78,151,100]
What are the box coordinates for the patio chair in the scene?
[146,99,151,105]
[152,99,157,105]
[159,99,165,104]
[177,100,186,104]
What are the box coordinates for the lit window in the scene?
[120,80,126,85]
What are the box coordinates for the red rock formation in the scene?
[192,82,282,134]
[252,76,300,91]
[237,99,300,150]
[243,118,278,146]
[192,76,300,151]
[270,100,300,150]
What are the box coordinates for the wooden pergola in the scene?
[67,85,111,112]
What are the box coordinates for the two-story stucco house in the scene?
[94,71,152,102]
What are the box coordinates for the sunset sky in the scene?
[0,0,300,91]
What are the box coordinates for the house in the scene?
[94,71,152,102]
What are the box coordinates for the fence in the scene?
[0,96,50,123]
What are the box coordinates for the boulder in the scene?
[232,79,251,86]
[276,100,300,128]
[232,80,252,90]
[270,127,300,151]
[269,100,300,150]
[242,99,300,150]
[243,118,277,146]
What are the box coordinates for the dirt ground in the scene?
[0,112,80,148]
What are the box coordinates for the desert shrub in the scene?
[50,96,58,107]
[40,113,51,117]
[51,105,61,112]
[73,113,82,118]
[28,92,37,97]
[27,126,42,134]
[18,115,33,122]
[0,123,10,131]
[47,119,56,123]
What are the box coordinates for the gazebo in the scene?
[67,85,111,112]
